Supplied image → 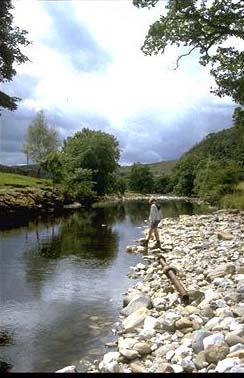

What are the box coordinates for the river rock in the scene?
[175,317,193,330]
[217,231,233,240]
[225,333,244,346]
[155,362,174,373]
[227,348,244,358]
[192,330,211,353]
[98,352,120,373]
[160,309,181,332]
[121,293,152,316]
[118,337,136,351]
[215,357,241,373]
[56,365,77,373]
[122,307,150,332]
[122,289,141,307]
[120,348,140,360]
[232,306,244,318]
[206,263,236,282]
[133,341,151,355]
[204,343,229,363]
[129,362,147,373]
[193,351,207,370]
[203,333,225,349]
[181,356,195,372]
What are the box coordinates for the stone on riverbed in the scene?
[98,352,120,373]
[120,293,152,316]
[89,210,244,374]
[206,263,236,282]
[56,365,77,373]
[122,307,150,332]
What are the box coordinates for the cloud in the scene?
[42,1,111,72]
[0,0,236,166]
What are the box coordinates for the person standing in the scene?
[145,196,161,248]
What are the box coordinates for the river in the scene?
[0,199,208,372]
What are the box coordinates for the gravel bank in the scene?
[59,209,244,373]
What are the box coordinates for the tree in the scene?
[128,163,154,193]
[154,173,172,194]
[40,151,64,188]
[193,158,242,204]
[0,0,30,114]
[133,0,244,105]
[63,128,120,195]
[23,111,60,165]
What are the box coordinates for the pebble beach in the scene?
[57,209,244,373]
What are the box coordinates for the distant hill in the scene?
[119,160,177,177]
[178,123,244,167]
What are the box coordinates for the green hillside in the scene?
[120,160,177,177]
[0,172,51,189]
[172,109,244,207]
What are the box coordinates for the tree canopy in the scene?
[0,0,30,113]
[128,163,154,193]
[133,0,244,105]
[23,111,60,164]
[63,128,120,195]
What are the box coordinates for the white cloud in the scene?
[2,0,235,165]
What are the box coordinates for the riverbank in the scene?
[68,208,244,373]
[0,187,205,216]
[0,187,65,214]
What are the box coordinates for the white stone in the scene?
[122,307,150,331]
[136,263,146,270]
[165,350,175,361]
[172,364,184,373]
[118,337,136,350]
[203,333,225,349]
[234,274,244,283]
[143,316,158,331]
[56,365,77,373]
[204,317,221,330]
[181,356,195,372]
[230,343,244,353]
[215,357,240,373]
[99,360,120,373]
[103,352,120,363]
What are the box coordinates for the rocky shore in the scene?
[0,187,65,213]
[65,209,244,374]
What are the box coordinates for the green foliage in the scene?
[172,156,197,196]
[128,163,154,193]
[120,160,176,177]
[221,181,244,209]
[106,172,127,195]
[63,128,120,196]
[154,173,173,194]
[172,117,244,204]
[134,0,244,105]
[63,167,96,202]
[233,106,244,128]
[0,0,30,113]
[23,111,60,164]
[40,151,64,188]
[221,193,244,210]
[193,159,242,204]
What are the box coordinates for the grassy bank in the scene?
[0,172,51,190]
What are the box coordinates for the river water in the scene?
[0,199,207,372]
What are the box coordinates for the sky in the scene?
[0,0,237,166]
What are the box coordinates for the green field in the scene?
[120,160,177,177]
[0,172,51,189]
